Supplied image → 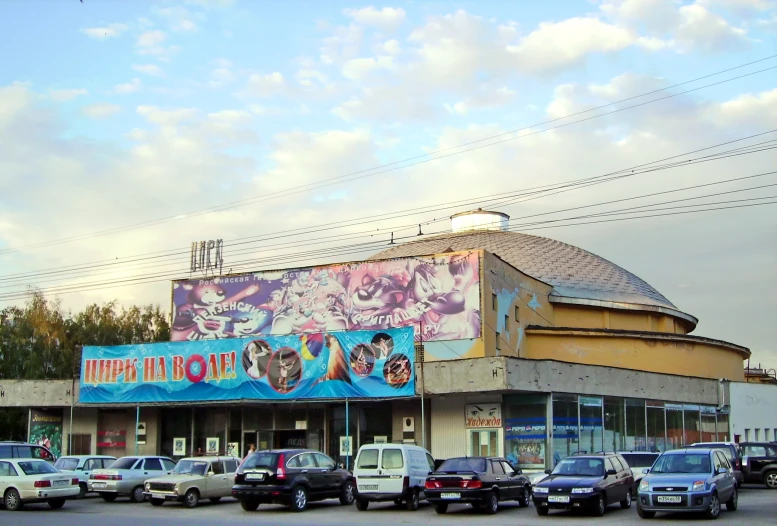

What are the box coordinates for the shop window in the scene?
[604,398,625,452]
[625,399,646,451]
[552,394,578,465]
[715,412,729,441]
[579,397,603,455]
[683,405,700,445]
[193,408,227,455]
[160,407,191,458]
[505,394,547,469]
[328,405,358,466]
[646,402,666,452]
[359,403,392,451]
[700,407,717,442]
[665,404,684,449]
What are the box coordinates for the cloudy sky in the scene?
[0,0,775,370]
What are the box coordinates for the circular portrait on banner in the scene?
[349,344,375,377]
[267,347,302,394]
[242,340,272,379]
[371,333,394,360]
[383,354,412,389]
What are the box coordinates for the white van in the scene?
[353,443,435,511]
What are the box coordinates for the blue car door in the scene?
[714,451,734,500]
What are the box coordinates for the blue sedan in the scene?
[637,448,738,520]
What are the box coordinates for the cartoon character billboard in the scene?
[79,327,415,404]
[171,251,481,343]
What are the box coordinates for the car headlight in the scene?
[174,484,180,494]
[571,488,594,494]
[639,481,649,492]
[692,481,705,492]
[144,483,150,491]
[534,487,549,494]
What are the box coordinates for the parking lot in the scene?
[4,486,775,526]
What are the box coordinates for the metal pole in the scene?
[135,406,140,455]
[345,398,349,471]
[420,320,425,450]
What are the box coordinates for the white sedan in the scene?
[0,458,80,511]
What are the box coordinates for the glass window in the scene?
[314,453,335,469]
[605,458,616,473]
[646,404,666,452]
[504,394,547,469]
[716,413,729,441]
[745,445,767,456]
[625,399,646,451]
[111,457,139,470]
[359,403,392,452]
[652,453,710,474]
[552,394,578,465]
[438,457,487,472]
[381,449,404,470]
[0,445,12,457]
[85,459,102,470]
[225,459,238,473]
[242,452,277,470]
[611,457,625,472]
[491,460,505,475]
[552,457,603,476]
[0,461,13,476]
[54,458,79,471]
[684,405,701,445]
[666,406,684,449]
[700,414,717,442]
[144,458,163,471]
[501,461,515,475]
[604,398,625,452]
[621,453,659,469]
[712,453,723,470]
[211,461,224,475]
[173,460,208,476]
[356,449,379,469]
[162,459,176,471]
[426,454,435,472]
[17,460,57,475]
[579,397,603,455]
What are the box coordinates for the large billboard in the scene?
[79,327,415,404]
[28,409,63,458]
[171,251,481,343]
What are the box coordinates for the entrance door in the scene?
[470,429,499,457]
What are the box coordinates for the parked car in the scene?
[232,449,354,512]
[0,441,56,463]
[0,458,80,511]
[353,443,434,511]
[89,455,176,502]
[424,456,531,515]
[739,442,777,489]
[618,452,660,489]
[532,454,634,516]
[53,455,116,498]
[637,447,738,519]
[688,442,744,487]
[143,456,238,508]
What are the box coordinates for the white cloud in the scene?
[136,105,199,125]
[132,64,165,76]
[82,103,121,118]
[343,6,406,31]
[113,78,142,95]
[137,30,167,47]
[381,39,401,54]
[447,86,517,115]
[341,56,394,80]
[80,23,128,39]
[243,72,286,97]
[209,67,235,87]
[699,0,776,15]
[153,5,200,32]
[675,3,748,51]
[47,88,88,102]
[135,30,179,61]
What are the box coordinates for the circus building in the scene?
[3,209,754,473]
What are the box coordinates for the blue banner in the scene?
[79,327,415,403]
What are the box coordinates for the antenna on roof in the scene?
[389,232,395,245]
[417,224,423,236]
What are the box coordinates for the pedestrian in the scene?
[246,443,256,458]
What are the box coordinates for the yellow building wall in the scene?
[524,331,746,381]
[553,304,689,335]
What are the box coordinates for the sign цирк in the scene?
[464,404,502,428]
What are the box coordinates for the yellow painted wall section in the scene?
[524,332,746,381]
[553,305,688,335]
[484,252,555,358]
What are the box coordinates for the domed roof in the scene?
[371,230,697,325]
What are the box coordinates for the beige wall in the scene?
[391,399,429,449]
[62,407,99,455]
[429,395,503,460]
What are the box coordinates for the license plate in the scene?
[359,485,378,491]
[440,492,461,500]
[92,482,106,489]
[151,493,166,499]
[245,473,265,481]
[548,495,570,503]
[657,496,682,503]
[54,480,69,486]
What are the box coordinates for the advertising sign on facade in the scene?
[170,252,480,343]
[465,404,502,428]
[28,409,63,458]
[79,327,415,404]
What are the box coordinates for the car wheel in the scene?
[290,486,308,512]
[764,470,777,489]
[620,490,632,509]
[725,488,738,511]
[637,505,655,519]
[209,497,222,504]
[150,498,164,507]
[100,493,117,502]
[356,498,369,511]
[130,485,146,503]
[240,498,259,511]
[704,492,721,520]
[518,486,530,507]
[183,488,199,509]
[48,498,66,509]
[484,491,498,515]
[536,506,549,516]
[435,503,448,514]
[4,488,23,511]
[340,480,355,505]
[592,494,606,517]
[406,489,419,511]
[78,482,88,499]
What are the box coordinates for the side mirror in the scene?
[516,469,523,475]
[642,468,650,475]
[544,469,551,475]
[717,467,727,475]
[606,469,617,476]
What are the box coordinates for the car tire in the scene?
[536,506,549,516]
[704,492,721,520]
[406,489,419,511]
[485,491,498,515]
[764,470,777,489]
[725,488,738,511]
[78,482,88,499]
[183,488,199,509]
[100,493,118,502]
[240,498,259,511]
[209,497,221,504]
[130,485,146,503]
[150,498,164,507]
[340,480,355,505]
[518,486,530,507]
[290,485,308,512]
[637,505,655,519]
[4,488,23,511]
[620,490,632,509]
[48,498,66,509]
[592,494,606,517]
[356,498,369,511]
[435,503,448,514]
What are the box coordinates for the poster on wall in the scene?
[28,409,63,458]
[97,430,127,448]
[465,404,502,428]
[227,442,239,457]
[505,417,546,469]
[206,438,219,455]
[79,327,415,404]
[170,252,480,343]
[173,438,187,456]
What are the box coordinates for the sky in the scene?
[0,0,775,370]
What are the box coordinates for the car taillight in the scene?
[403,476,409,488]
[95,474,122,481]
[461,479,482,489]
[425,481,441,490]
[72,478,79,485]
[276,454,286,480]
[34,480,52,488]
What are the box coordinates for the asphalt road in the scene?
[3,486,775,526]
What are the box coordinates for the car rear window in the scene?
[18,460,58,475]
[621,454,658,468]
[54,458,79,471]
[357,449,379,469]
[242,452,277,470]
[111,457,139,470]
[438,457,487,473]
[381,449,404,470]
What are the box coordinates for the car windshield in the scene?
[18,460,58,475]
[551,458,604,477]
[437,458,487,473]
[172,460,208,476]
[242,452,278,470]
[652,454,711,474]
[54,458,79,471]
[621,454,658,468]
[110,457,139,470]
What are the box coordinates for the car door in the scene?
[313,453,340,497]
[499,460,521,499]
[744,445,766,478]
[295,453,323,496]
[81,458,102,481]
[603,457,622,503]
[0,460,12,494]
[715,451,735,500]
[208,460,229,497]
[489,459,507,497]
[614,456,633,497]
[142,457,165,483]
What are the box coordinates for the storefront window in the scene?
[159,408,191,458]
[683,405,701,445]
[193,408,227,455]
[665,404,684,449]
[579,397,603,455]
[716,412,730,441]
[646,402,666,452]
[700,406,717,442]
[328,404,357,468]
[604,397,625,452]
[275,407,308,449]
[625,399,646,451]
[359,403,392,450]
[504,395,547,469]
[552,394,578,465]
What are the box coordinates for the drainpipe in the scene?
[135,406,140,455]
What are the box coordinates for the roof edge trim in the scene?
[548,295,698,328]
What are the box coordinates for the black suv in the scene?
[532,454,634,516]
[425,456,531,515]
[688,442,744,487]
[232,449,355,512]
[740,442,777,488]
[0,441,56,462]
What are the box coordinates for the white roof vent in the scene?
[450,209,510,233]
